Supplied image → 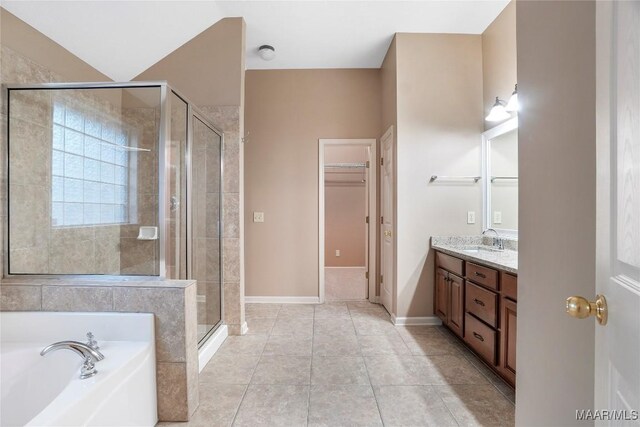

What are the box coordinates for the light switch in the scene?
[335,250,341,257]
[467,211,476,224]
[253,211,264,223]
[493,211,502,224]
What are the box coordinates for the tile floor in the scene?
[160,301,515,427]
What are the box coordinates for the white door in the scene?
[592,2,640,422]
[380,127,394,314]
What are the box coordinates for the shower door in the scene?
[190,113,223,344]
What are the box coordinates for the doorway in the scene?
[319,139,377,303]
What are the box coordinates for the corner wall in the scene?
[394,33,484,318]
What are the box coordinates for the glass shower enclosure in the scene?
[4,82,223,345]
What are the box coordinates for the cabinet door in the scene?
[448,274,464,337]
[499,298,517,386]
[435,268,449,322]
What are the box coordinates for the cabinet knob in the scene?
[566,294,607,325]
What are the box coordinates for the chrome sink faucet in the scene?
[483,228,505,250]
[41,340,105,379]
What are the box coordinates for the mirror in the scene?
[483,118,518,234]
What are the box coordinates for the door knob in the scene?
[566,294,608,325]
[384,230,392,237]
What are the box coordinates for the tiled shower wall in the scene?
[200,105,245,335]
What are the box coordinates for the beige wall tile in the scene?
[113,287,186,362]
[42,286,113,311]
[222,238,240,282]
[0,285,41,310]
[157,362,189,422]
[183,284,199,416]
[223,192,239,238]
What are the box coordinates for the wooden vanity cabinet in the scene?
[435,253,465,338]
[435,251,517,387]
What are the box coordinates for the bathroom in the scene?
[1,1,639,426]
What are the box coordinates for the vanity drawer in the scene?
[466,262,499,290]
[464,313,497,365]
[435,252,464,277]
[502,273,517,301]
[465,282,498,327]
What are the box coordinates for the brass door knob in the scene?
[566,294,608,325]
[384,230,392,237]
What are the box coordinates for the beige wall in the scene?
[516,1,596,424]
[395,33,484,318]
[482,0,517,130]
[135,17,244,107]
[244,69,381,297]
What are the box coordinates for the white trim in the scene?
[245,296,321,304]
[482,117,519,235]
[241,321,248,335]
[198,324,228,372]
[324,266,367,269]
[319,138,378,306]
[391,315,443,326]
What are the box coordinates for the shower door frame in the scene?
[3,82,225,342]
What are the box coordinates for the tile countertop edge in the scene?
[431,241,518,275]
[0,277,197,289]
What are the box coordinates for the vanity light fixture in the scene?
[485,97,511,122]
[505,84,519,112]
[258,45,276,61]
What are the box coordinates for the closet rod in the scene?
[429,175,481,183]
[324,162,367,169]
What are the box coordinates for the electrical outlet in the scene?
[253,211,264,223]
[493,211,502,224]
[467,211,476,224]
[335,250,341,257]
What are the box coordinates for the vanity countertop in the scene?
[431,236,518,274]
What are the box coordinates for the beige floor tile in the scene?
[250,355,312,385]
[308,385,383,427]
[263,335,313,356]
[311,356,369,385]
[364,355,443,386]
[200,354,260,385]
[352,316,398,336]
[313,334,361,356]
[181,383,246,427]
[396,325,444,336]
[436,384,515,426]
[400,331,464,356]
[373,385,459,427]
[245,317,276,335]
[270,317,314,336]
[428,354,489,385]
[245,303,281,319]
[358,334,412,356]
[217,335,267,356]
[314,302,350,318]
[277,304,315,318]
[233,384,309,427]
[313,317,356,336]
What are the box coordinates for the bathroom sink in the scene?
[460,245,501,254]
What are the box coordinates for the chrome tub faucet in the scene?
[41,340,105,379]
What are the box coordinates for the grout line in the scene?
[432,384,462,427]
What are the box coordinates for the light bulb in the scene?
[505,84,518,112]
[258,45,275,61]
[486,97,511,122]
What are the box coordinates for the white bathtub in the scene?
[0,312,157,426]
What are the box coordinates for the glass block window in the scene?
[51,102,130,227]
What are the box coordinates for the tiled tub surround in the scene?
[431,235,518,274]
[160,301,515,427]
[0,277,199,422]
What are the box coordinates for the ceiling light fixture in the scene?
[258,45,276,61]
[485,97,511,122]
[505,84,519,112]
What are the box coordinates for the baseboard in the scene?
[198,324,228,372]
[391,315,443,326]
[245,296,321,304]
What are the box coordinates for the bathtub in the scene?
[0,312,157,426]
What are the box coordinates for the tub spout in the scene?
[41,341,105,379]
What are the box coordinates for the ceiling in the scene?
[1,0,509,82]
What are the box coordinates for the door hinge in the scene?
[380,158,384,166]
[366,160,370,169]
[380,216,384,224]
[365,216,369,224]
[380,274,383,284]
[365,271,369,279]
